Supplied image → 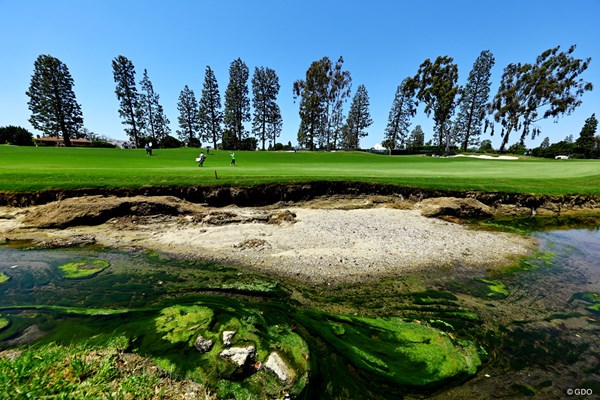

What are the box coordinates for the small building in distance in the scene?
[34,137,91,147]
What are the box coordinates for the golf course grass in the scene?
[1,145,599,195]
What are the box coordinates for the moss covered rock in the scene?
[58,259,109,279]
[301,313,482,386]
[0,271,10,285]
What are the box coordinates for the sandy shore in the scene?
[0,197,535,284]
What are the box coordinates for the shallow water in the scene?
[1,225,599,399]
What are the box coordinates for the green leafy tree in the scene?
[0,125,34,146]
[384,78,415,150]
[325,57,352,150]
[139,69,170,145]
[342,84,373,149]
[455,50,495,152]
[406,125,425,151]
[489,45,593,153]
[252,66,282,150]
[26,54,84,147]
[574,114,597,158]
[407,56,459,154]
[478,139,494,153]
[223,58,250,149]
[176,85,200,146]
[198,66,222,149]
[293,58,329,150]
[112,55,144,147]
[540,136,550,149]
[294,56,352,150]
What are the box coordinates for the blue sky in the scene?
[1,0,598,149]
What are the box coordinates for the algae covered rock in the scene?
[0,317,10,331]
[301,313,482,386]
[194,335,214,353]
[220,345,256,367]
[155,305,214,344]
[58,259,109,279]
[0,271,10,285]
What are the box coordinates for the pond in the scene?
[1,220,599,399]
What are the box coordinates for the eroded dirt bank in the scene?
[0,190,543,284]
[1,181,599,215]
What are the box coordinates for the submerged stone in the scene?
[194,335,214,353]
[220,345,256,367]
[58,259,109,279]
[264,352,295,383]
[222,330,236,346]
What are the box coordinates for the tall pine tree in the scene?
[293,58,329,150]
[112,55,143,147]
[455,50,494,152]
[252,66,282,150]
[199,66,222,149]
[176,85,200,146]
[223,58,250,149]
[26,54,84,147]
[139,69,170,145]
[383,78,415,150]
[342,84,372,149]
[574,114,598,158]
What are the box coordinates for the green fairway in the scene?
[1,145,599,195]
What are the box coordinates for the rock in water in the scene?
[194,335,214,353]
[222,330,236,346]
[264,352,295,384]
[220,345,256,367]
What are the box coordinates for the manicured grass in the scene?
[1,145,599,195]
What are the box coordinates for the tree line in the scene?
[23,45,594,155]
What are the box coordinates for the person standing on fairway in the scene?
[230,152,236,166]
[197,152,206,167]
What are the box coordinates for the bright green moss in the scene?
[155,305,214,344]
[58,260,109,279]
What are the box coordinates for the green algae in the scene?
[569,292,600,315]
[155,305,214,344]
[58,259,109,279]
[480,279,509,299]
[297,312,482,386]
[0,272,9,285]
[0,317,9,331]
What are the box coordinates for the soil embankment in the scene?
[1,183,599,284]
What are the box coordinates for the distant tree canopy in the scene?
[176,85,200,146]
[20,46,592,152]
[224,58,250,150]
[294,56,352,150]
[574,113,597,158]
[139,69,171,145]
[0,125,34,146]
[252,66,282,150]
[112,55,144,147]
[454,50,495,152]
[26,54,84,147]
[199,66,223,150]
[407,56,459,155]
[384,78,415,150]
[489,45,593,153]
[342,84,373,149]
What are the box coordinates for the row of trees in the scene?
[25,45,593,152]
[112,56,283,150]
[293,46,591,154]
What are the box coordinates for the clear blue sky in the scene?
[1,0,598,149]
